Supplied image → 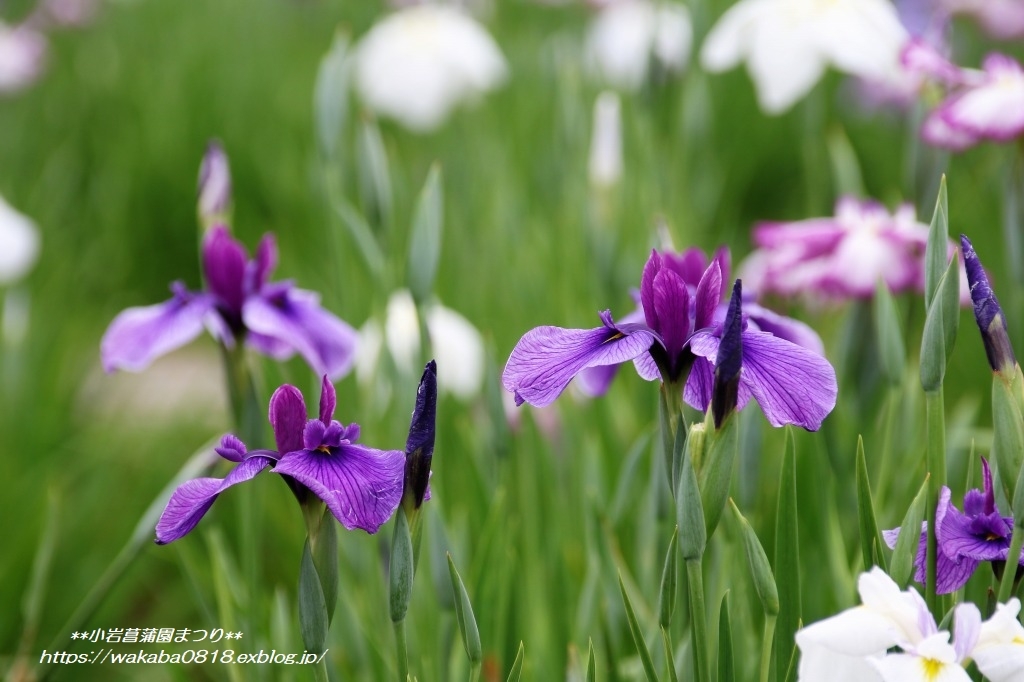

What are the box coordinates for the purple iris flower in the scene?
[155,376,406,544]
[962,234,1016,374]
[402,360,437,510]
[884,458,1024,594]
[101,226,358,380]
[502,248,837,430]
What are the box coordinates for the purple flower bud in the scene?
[403,360,437,510]
[197,141,232,229]
[712,280,743,428]
[962,234,1016,373]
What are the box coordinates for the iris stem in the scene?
[685,558,710,682]
[924,388,946,615]
[759,614,776,682]
[394,618,409,682]
[998,524,1024,602]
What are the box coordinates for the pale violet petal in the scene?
[101,292,215,373]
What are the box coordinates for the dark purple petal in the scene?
[502,314,657,407]
[242,288,358,381]
[943,508,1012,561]
[936,554,979,594]
[683,354,715,411]
[155,454,275,544]
[319,375,336,424]
[272,444,406,533]
[215,434,247,462]
[100,287,216,373]
[693,259,723,330]
[404,360,437,508]
[641,250,662,332]
[712,280,743,427]
[961,235,1016,372]
[322,422,346,447]
[201,226,248,314]
[303,420,327,450]
[982,456,996,515]
[663,248,708,288]
[247,233,278,293]
[269,384,307,454]
[736,330,837,430]
[652,268,691,359]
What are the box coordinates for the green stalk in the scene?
[394,619,409,682]
[998,524,1024,602]
[685,559,710,682]
[759,615,776,682]
[925,388,946,615]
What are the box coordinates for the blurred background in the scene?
[0,0,1021,679]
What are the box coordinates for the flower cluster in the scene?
[740,196,955,301]
[797,567,1024,681]
[902,41,1024,150]
[101,225,358,380]
[502,247,837,430]
[884,457,1024,594]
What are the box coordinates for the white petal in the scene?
[585,0,657,91]
[384,289,421,374]
[652,4,692,72]
[427,302,484,399]
[816,0,907,80]
[747,10,827,113]
[588,90,623,188]
[355,318,383,387]
[0,194,40,284]
[353,6,506,132]
[797,640,883,682]
[700,0,774,73]
[797,606,903,659]
[973,599,1024,682]
[0,24,45,92]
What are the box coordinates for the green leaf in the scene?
[311,509,339,625]
[505,641,525,682]
[855,436,887,572]
[826,125,864,198]
[357,115,393,230]
[21,487,59,651]
[407,164,444,304]
[586,639,597,682]
[717,592,734,682]
[925,175,949,310]
[313,30,349,163]
[729,499,779,617]
[698,412,738,540]
[891,475,929,588]
[678,438,707,561]
[390,509,415,623]
[298,538,329,654]
[333,197,385,281]
[658,526,679,629]
[661,626,678,682]
[920,258,961,391]
[618,575,660,682]
[774,429,800,682]
[873,280,906,386]
[992,367,1024,505]
[447,553,482,664]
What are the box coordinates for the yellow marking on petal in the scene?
[921,658,942,681]
[317,445,331,454]
[602,332,624,344]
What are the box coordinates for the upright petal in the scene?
[243,287,358,381]
[652,268,692,359]
[693,259,723,330]
[502,313,657,407]
[952,602,981,663]
[319,375,336,425]
[197,141,231,230]
[100,287,215,373]
[155,454,276,544]
[404,360,437,508]
[269,384,307,454]
[273,444,406,533]
[962,235,1016,373]
[640,250,663,331]
[201,226,248,314]
[736,329,837,430]
[247,233,278,293]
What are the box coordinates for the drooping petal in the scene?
[243,287,358,381]
[683,354,715,411]
[952,602,981,663]
[633,351,661,381]
[215,434,247,463]
[269,384,307,454]
[100,287,216,373]
[735,329,837,430]
[502,313,657,407]
[154,454,276,544]
[272,444,406,533]
[869,635,971,682]
[576,363,621,397]
[744,301,825,356]
[939,505,1011,562]
[201,226,248,314]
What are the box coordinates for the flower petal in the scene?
[155,454,275,544]
[502,314,657,407]
[693,258,723,330]
[100,288,215,373]
[273,444,406,533]
[201,226,248,314]
[269,384,307,454]
[247,233,277,293]
[744,301,825,356]
[973,599,1024,682]
[319,375,336,424]
[243,287,358,381]
[736,329,837,429]
[0,193,40,284]
[576,363,621,397]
